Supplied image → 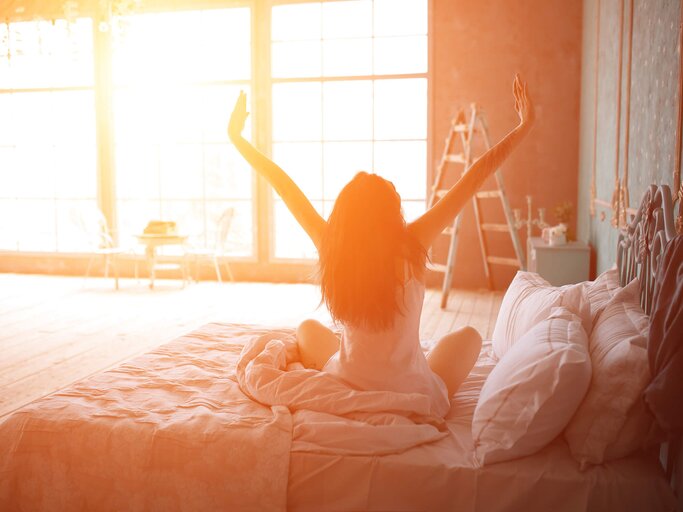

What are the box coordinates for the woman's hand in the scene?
[513,74,534,127]
[228,90,249,141]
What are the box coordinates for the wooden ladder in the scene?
[428,103,526,308]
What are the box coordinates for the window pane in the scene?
[270,0,429,261]
[402,199,426,222]
[196,9,251,81]
[323,141,373,199]
[322,1,372,39]
[14,145,56,198]
[12,199,57,252]
[56,199,99,252]
[54,144,97,199]
[374,140,426,200]
[206,200,253,257]
[0,199,19,250]
[113,7,252,256]
[204,144,253,200]
[51,91,97,146]
[374,0,427,37]
[374,35,427,75]
[273,82,322,141]
[0,88,96,252]
[0,148,17,198]
[272,142,323,200]
[113,9,250,85]
[273,200,320,259]
[323,81,373,141]
[272,3,321,41]
[116,143,160,200]
[159,144,204,199]
[323,39,372,77]
[0,94,15,144]
[374,78,427,140]
[0,19,93,89]
[272,41,321,78]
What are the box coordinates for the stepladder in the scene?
[428,103,526,309]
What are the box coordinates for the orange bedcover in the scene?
[0,324,292,512]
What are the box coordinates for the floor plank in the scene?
[0,273,502,418]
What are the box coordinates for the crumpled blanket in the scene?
[236,328,449,456]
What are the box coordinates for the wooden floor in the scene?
[0,273,502,419]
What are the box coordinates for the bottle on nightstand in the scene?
[527,237,590,286]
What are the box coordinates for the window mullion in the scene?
[93,13,117,243]
[253,0,273,264]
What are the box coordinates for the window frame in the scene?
[0,0,433,282]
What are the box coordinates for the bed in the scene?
[0,185,680,512]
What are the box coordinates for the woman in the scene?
[228,75,534,414]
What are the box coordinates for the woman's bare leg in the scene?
[426,326,482,396]
[296,319,340,370]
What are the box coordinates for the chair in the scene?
[185,207,235,283]
[75,208,127,290]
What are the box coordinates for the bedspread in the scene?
[0,324,292,512]
[236,328,448,456]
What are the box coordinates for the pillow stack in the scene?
[564,277,654,468]
[473,271,592,465]
[473,269,654,467]
[473,307,591,465]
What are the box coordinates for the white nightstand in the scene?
[527,237,590,286]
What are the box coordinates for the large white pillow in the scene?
[472,307,591,465]
[564,278,652,468]
[492,271,591,360]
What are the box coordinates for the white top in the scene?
[323,276,450,418]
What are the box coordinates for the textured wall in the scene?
[431,0,583,290]
[577,0,681,273]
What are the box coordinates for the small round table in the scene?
[135,234,189,289]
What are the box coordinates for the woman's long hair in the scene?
[319,172,426,331]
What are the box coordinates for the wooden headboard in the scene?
[616,184,681,503]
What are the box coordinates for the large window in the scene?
[1,0,429,273]
[112,8,253,256]
[0,19,96,252]
[271,0,428,259]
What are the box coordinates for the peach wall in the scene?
[431,0,583,290]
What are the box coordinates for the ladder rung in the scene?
[481,223,510,232]
[442,226,454,236]
[475,190,502,199]
[427,262,448,273]
[434,189,448,199]
[444,153,466,164]
[452,123,479,134]
[487,256,520,266]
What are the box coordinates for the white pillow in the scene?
[581,267,621,325]
[472,307,591,465]
[492,271,591,359]
[564,278,652,468]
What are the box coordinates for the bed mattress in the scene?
[0,323,676,512]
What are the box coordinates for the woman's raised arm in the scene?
[408,75,534,250]
[228,91,326,251]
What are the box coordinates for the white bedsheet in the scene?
[288,343,677,512]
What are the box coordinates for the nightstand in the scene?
[527,237,590,286]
